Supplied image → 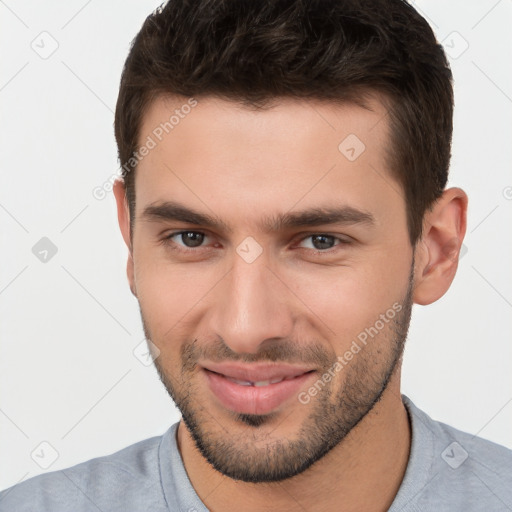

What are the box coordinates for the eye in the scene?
[296,234,348,251]
[160,231,350,255]
[162,230,210,250]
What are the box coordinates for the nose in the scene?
[208,252,294,355]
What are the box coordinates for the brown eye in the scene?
[163,231,209,249]
[179,231,205,247]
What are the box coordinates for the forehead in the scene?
[134,94,404,233]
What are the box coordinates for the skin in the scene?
[113,94,467,511]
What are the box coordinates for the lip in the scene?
[201,362,315,383]
[201,363,316,415]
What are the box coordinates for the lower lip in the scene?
[203,368,316,415]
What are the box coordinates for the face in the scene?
[124,95,415,482]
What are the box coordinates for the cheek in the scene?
[133,253,216,344]
[286,256,409,348]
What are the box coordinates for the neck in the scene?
[177,374,411,512]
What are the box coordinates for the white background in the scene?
[1,0,511,492]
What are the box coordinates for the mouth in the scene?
[201,364,317,416]
[210,371,305,387]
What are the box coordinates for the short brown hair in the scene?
[114,0,453,245]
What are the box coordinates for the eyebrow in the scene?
[141,201,375,234]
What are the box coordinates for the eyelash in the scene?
[160,230,351,255]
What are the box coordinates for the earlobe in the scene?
[113,179,137,297]
[412,187,468,305]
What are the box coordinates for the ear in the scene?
[413,187,468,305]
[113,179,137,297]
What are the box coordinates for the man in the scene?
[2,0,511,510]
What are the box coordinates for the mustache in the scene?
[180,337,335,372]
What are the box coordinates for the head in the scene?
[113,0,467,483]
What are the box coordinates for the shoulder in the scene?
[0,431,170,512]
[435,414,512,473]
[400,395,512,511]
[411,398,512,478]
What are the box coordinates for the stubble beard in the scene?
[145,270,414,483]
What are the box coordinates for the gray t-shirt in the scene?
[1,395,511,511]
